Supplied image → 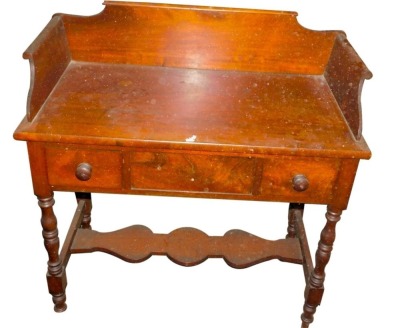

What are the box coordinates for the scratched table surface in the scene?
[16,62,368,157]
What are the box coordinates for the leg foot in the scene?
[301,302,316,327]
[53,294,68,313]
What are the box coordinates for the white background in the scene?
[0,0,397,327]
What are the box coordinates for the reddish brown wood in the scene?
[292,175,310,192]
[60,200,86,267]
[14,62,370,158]
[325,34,373,140]
[131,152,256,195]
[62,2,335,74]
[75,193,92,229]
[294,206,314,282]
[75,164,92,182]
[301,207,342,327]
[287,203,304,238]
[38,195,67,313]
[23,16,70,121]
[45,146,123,190]
[70,225,303,268]
[13,2,371,326]
[27,142,68,312]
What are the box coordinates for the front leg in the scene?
[38,194,67,312]
[301,206,342,328]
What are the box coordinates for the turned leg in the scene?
[301,206,342,328]
[75,192,92,229]
[287,203,304,238]
[38,194,67,312]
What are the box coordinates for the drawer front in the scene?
[130,152,258,195]
[260,156,339,203]
[45,145,339,202]
[130,152,339,202]
[46,147,122,189]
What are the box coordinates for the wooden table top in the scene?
[15,61,370,158]
[14,1,371,160]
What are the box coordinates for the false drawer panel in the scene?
[130,152,258,195]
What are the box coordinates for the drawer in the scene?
[46,147,123,189]
[130,152,339,202]
[260,156,339,203]
[130,152,258,195]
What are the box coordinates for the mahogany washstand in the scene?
[14,2,372,327]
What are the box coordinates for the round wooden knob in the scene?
[292,174,309,192]
[75,163,92,181]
